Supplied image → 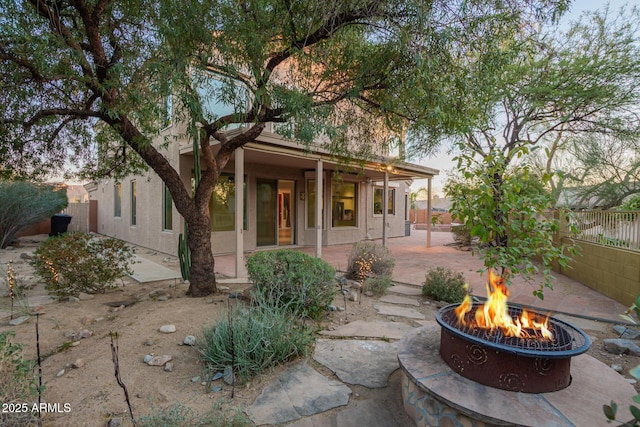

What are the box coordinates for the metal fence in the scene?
[559,210,640,252]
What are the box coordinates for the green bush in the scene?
[31,233,135,299]
[422,267,468,303]
[345,241,395,282]
[135,400,251,427]
[199,293,315,384]
[0,331,39,427]
[364,275,393,296]
[245,249,336,319]
[0,180,68,248]
[450,224,472,246]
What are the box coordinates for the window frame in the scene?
[114,183,122,218]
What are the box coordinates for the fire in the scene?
[454,270,553,340]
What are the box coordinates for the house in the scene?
[85,82,438,277]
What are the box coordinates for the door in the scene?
[278,180,295,246]
[256,179,277,246]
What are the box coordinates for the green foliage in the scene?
[620,295,640,325]
[199,292,315,384]
[245,249,336,320]
[619,195,640,211]
[422,267,468,303]
[31,233,135,299]
[0,331,39,427]
[135,400,251,427]
[363,275,393,297]
[450,224,472,246]
[345,241,395,282]
[603,365,640,425]
[446,156,578,299]
[0,181,68,248]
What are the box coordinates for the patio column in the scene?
[235,148,245,278]
[383,171,388,247]
[315,159,323,258]
[427,177,432,248]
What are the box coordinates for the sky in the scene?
[410,0,636,197]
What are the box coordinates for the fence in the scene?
[559,210,640,252]
[17,201,97,237]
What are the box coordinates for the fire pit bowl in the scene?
[436,302,591,393]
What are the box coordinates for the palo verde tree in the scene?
[0,0,567,296]
[442,5,640,297]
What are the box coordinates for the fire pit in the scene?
[436,302,591,393]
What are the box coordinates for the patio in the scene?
[214,229,628,323]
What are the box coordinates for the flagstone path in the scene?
[246,283,427,426]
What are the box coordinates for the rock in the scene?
[78,292,94,301]
[106,417,122,427]
[337,306,345,312]
[143,355,153,363]
[628,378,638,385]
[67,296,79,302]
[210,372,223,381]
[159,324,176,334]
[143,340,154,346]
[210,385,222,393]
[614,325,640,340]
[164,362,174,372]
[70,341,80,347]
[604,339,640,356]
[79,329,93,339]
[19,252,33,260]
[191,376,201,383]
[157,296,169,301]
[364,291,374,297]
[147,355,172,366]
[56,369,65,377]
[8,316,29,326]
[218,286,230,291]
[183,335,196,346]
[64,331,77,340]
[223,365,236,385]
[348,293,358,302]
[71,358,85,369]
[611,364,624,372]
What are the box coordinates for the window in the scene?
[114,184,121,217]
[373,187,395,215]
[306,179,324,228]
[130,180,137,226]
[331,181,357,227]
[163,184,173,231]
[209,174,247,231]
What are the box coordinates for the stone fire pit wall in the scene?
[397,322,639,427]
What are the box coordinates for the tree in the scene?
[0,181,68,248]
[0,0,567,296]
[444,5,640,296]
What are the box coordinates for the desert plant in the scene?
[135,400,251,427]
[0,180,68,248]
[345,241,395,282]
[364,275,393,296]
[422,267,468,303]
[245,249,336,320]
[199,294,315,383]
[450,223,472,246]
[31,233,135,299]
[0,331,38,427]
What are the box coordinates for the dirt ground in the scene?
[1,236,639,427]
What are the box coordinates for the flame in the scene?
[454,270,553,340]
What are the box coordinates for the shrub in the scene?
[422,267,468,303]
[345,241,395,282]
[364,275,393,296]
[135,400,251,427]
[199,293,315,384]
[31,233,135,299]
[0,180,68,248]
[245,249,336,319]
[450,224,472,246]
[0,331,39,427]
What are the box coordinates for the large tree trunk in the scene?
[185,215,217,296]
